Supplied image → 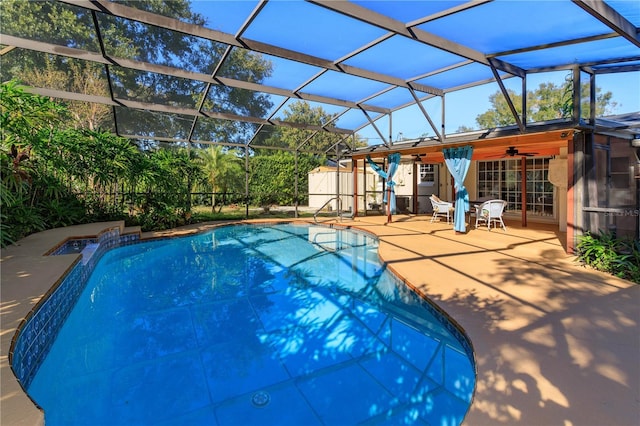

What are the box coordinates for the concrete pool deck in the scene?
[1,217,638,425]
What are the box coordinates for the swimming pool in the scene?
[26,223,475,425]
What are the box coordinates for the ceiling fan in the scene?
[504,146,538,157]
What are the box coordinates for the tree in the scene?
[247,100,368,208]
[267,101,344,153]
[19,59,112,131]
[0,0,274,137]
[249,151,322,207]
[257,100,368,153]
[0,0,124,131]
[474,75,616,130]
[250,101,338,207]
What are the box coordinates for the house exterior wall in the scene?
[390,163,413,213]
[548,147,569,232]
[308,131,638,251]
[308,155,574,230]
[579,133,639,240]
[439,165,454,203]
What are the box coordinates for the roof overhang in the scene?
[348,112,640,162]
[348,127,575,163]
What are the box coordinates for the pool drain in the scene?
[251,391,270,408]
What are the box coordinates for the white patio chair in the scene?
[474,199,507,231]
[429,194,454,224]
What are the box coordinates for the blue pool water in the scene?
[28,223,475,425]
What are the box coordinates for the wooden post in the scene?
[521,156,528,227]
[413,161,418,214]
[352,158,358,217]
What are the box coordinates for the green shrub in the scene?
[576,231,640,284]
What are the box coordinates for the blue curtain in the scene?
[443,146,473,232]
[366,153,401,215]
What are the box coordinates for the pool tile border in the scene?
[9,227,140,391]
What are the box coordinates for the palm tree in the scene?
[197,145,241,213]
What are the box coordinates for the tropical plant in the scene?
[133,148,194,225]
[0,187,17,247]
[5,144,32,187]
[1,82,65,243]
[576,231,640,284]
[197,145,243,213]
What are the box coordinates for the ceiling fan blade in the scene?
[505,146,519,156]
[503,146,539,157]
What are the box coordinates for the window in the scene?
[477,158,554,218]
[420,164,435,183]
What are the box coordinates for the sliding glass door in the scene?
[477,158,555,220]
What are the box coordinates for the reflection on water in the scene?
[29,223,475,425]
